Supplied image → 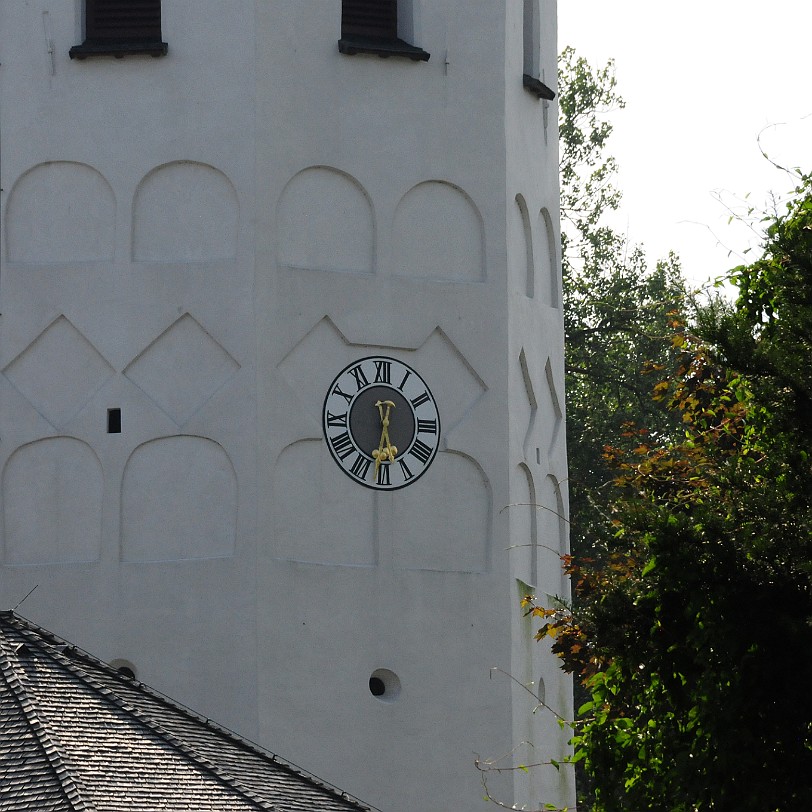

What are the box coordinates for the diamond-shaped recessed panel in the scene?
[278,319,485,435]
[519,348,538,461]
[124,314,240,425]
[412,328,486,434]
[3,316,114,427]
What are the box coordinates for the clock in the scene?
[322,356,441,490]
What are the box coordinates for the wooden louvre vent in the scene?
[338,0,429,60]
[342,0,398,40]
[87,0,162,43]
[70,0,167,58]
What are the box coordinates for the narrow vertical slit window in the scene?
[107,408,122,434]
[70,1,168,59]
[522,0,554,100]
[523,0,538,78]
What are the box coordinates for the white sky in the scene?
[557,1,812,290]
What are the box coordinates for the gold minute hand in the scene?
[372,400,397,476]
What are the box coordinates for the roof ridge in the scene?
[15,633,283,811]
[3,612,376,812]
[0,632,97,812]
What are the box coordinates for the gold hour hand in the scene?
[372,400,398,475]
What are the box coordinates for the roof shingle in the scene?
[0,612,376,812]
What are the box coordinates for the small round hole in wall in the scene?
[369,668,401,702]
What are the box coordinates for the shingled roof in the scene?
[0,611,376,812]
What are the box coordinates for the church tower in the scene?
[0,2,571,810]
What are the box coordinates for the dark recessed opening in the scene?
[111,659,137,680]
[69,0,167,59]
[368,668,401,701]
[107,408,121,433]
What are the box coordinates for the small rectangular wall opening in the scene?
[339,0,429,61]
[107,408,122,434]
[70,0,167,59]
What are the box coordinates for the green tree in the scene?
[482,48,688,812]
[559,46,688,562]
[486,47,693,812]
[537,176,812,811]
[558,45,624,240]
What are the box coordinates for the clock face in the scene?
[322,356,441,490]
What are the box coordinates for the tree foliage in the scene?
[560,47,688,562]
[483,48,694,812]
[558,45,624,239]
[534,177,812,811]
[527,47,812,812]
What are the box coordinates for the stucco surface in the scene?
[0,2,569,810]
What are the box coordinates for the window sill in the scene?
[69,41,168,59]
[522,74,555,101]
[338,35,429,62]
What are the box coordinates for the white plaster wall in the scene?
[504,0,574,808]
[254,3,521,808]
[0,0,258,738]
[0,1,566,810]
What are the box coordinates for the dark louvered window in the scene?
[339,0,429,61]
[521,0,554,100]
[86,0,162,44]
[70,0,167,59]
[342,0,397,40]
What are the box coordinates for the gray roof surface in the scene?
[0,612,376,812]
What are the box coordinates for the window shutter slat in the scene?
[342,0,397,39]
[86,0,162,43]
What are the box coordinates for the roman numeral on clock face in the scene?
[331,384,353,405]
[410,391,431,409]
[329,432,354,460]
[409,438,433,464]
[348,364,369,391]
[374,360,391,384]
[350,454,371,480]
[417,419,437,435]
[376,463,391,486]
[326,411,347,428]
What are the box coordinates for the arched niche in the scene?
[121,436,237,561]
[392,451,489,572]
[276,166,374,274]
[392,181,484,282]
[3,438,102,565]
[515,194,535,297]
[271,439,375,566]
[133,161,239,262]
[538,208,559,307]
[512,463,538,584]
[5,162,115,263]
[535,474,565,596]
